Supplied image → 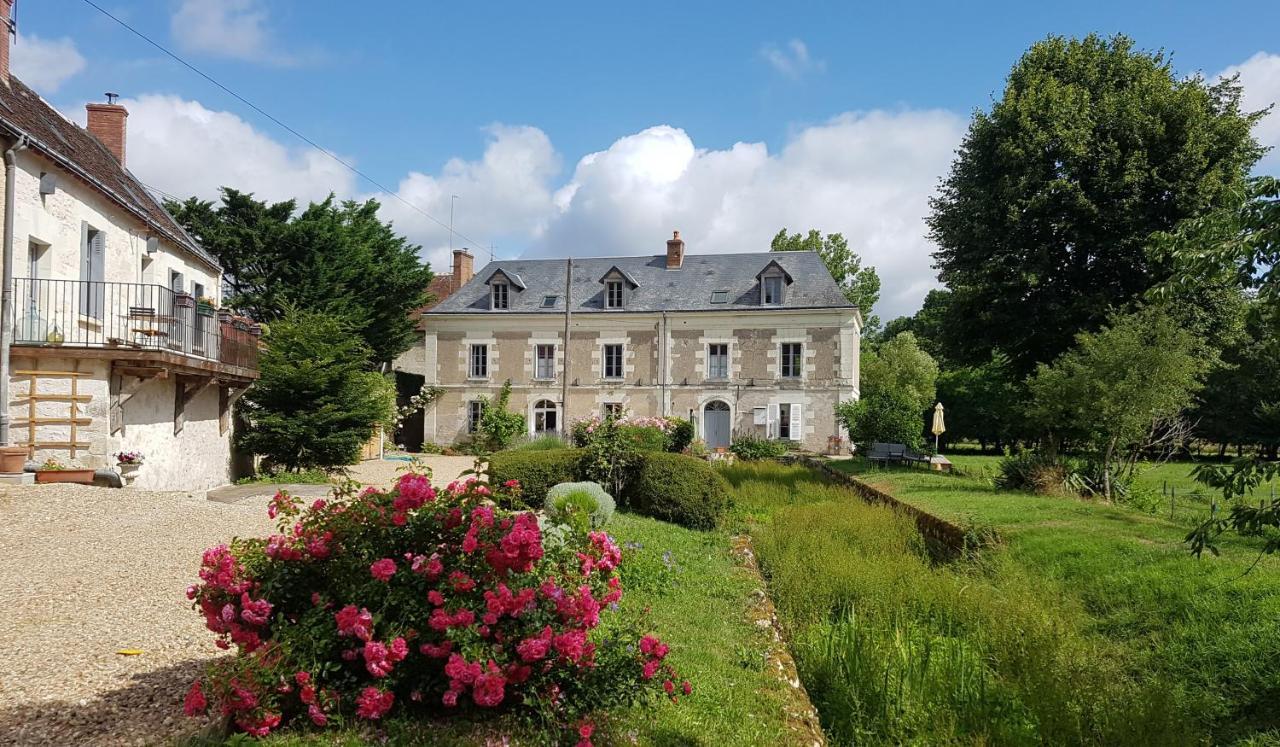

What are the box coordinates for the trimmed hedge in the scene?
[624,452,732,529]
[487,448,583,508]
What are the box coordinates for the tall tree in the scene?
[167,189,433,365]
[861,331,938,414]
[928,34,1264,374]
[771,228,882,331]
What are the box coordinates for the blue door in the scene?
[703,401,731,449]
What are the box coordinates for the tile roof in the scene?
[0,79,219,271]
[427,251,856,314]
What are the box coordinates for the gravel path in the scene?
[0,457,476,745]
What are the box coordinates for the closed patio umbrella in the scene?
[931,402,945,453]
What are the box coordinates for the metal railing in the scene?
[12,278,258,371]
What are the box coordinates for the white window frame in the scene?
[605,279,624,309]
[534,343,556,380]
[779,342,803,379]
[602,343,624,380]
[491,282,509,310]
[706,343,729,380]
[467,400,484,433]
[762,275,784,305]
[532,399,559,436]
[469,343,489,379]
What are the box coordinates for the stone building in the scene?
[0,0,258,489]
[401,232,860,452]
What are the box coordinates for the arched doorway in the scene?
[703,400,731,449]
[533,399,558,436]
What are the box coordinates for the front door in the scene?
[703,401,731,449]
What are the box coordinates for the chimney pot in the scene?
[666,229,685,269]
[86,100,129,164]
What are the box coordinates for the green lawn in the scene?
[829,458,1280,745]
[207,512,797,746]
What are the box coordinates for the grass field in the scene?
[226,511,798,747]
[827,458,1280,745]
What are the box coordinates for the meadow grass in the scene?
[220,511,797,747]
[506,435,573,452]
[828,458,1280,745]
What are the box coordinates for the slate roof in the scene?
[427,251,855,314]
[0,79,219,271]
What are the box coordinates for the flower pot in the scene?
[196,302,215,317]
[216,308,233,323]
[118,462,142,485]
[0,445,27,474]
[175,293,195,309]
[35,468,96,484]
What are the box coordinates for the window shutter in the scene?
[767,403,779,439]
[90,230,106,282]
[79,222,90,281]
[790,403,803,441]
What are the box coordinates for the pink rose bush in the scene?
[185,472,687,740]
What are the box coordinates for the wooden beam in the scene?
[174,375,215,436]
[219,385,250,436]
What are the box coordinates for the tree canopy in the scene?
[771,228,881,331]
[861,332,938,414]
[928,34,1264,374]
[167,189,433,365]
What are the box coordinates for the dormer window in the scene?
[763,276,783,305]
[484,268,525,310]
[755,260,795,306]
[491,282,509,310]
[605,280,624,309]
[597,266,639,310]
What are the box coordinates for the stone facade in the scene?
[412,309,859,453]
[1,116,244,491]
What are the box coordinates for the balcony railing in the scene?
[13,278,259,372]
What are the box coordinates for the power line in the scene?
[77,0,500,260]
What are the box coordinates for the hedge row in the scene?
[487,448,730,530]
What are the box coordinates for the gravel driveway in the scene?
[0,456,475,745]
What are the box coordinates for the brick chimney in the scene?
[452,248,474,289]
[1,0,14,88]
[86,94,129,164]
[666,230,685,269]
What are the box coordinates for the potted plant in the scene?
[115,450,144,485]
[34,458,96,485]
[196,296,217,316]
[174,292,195,309]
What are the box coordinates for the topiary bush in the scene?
[624,452,733,530]
[487,448,584,509]
[619,425,669,453]
[729,435,791,461]
[183,472,687,740]
[546,481,616,530]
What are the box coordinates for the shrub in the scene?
[487,448,583,509]
[625,453,732,529]
[546,481,616,531]
[184,472,686,739]
[509,435,570,452]
[729,435,790,461]
[619,425,669,453]
[994,451,1079,495]
[666,417,695,453]
[477,381,526,452]
[837,390,925,450]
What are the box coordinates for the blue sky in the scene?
[12,0,1280,318]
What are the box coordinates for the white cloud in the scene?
[170,0,296,65]
[11,33,86,92]
[117,92,959,318]
[761,39,824,78]
[1217,51,1280,173]
[113,94,356,203]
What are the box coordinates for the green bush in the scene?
[729,435,791,461]
[625,452,732,529]
[477,381,525,452]
[546,480,615,530]
[994,451,1081,495]
[619,425,669,453]
[837,390,925,450]
[486,448,583,509]
[666,417,695,453]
